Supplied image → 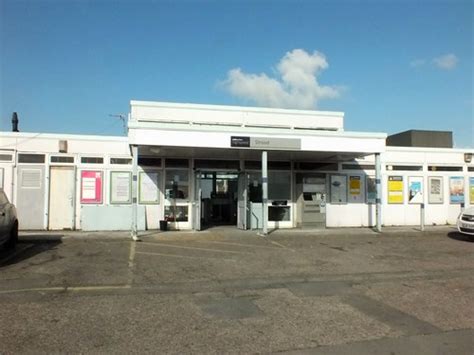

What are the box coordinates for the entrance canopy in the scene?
[128,100,387,157]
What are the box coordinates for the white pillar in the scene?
[131,145,140,241]
[375,153,382,232]
[262,151,268,235]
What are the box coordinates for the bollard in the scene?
[420,203,425,232]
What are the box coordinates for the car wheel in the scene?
[5,221,18,249]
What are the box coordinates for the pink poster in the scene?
[81,170,103,204]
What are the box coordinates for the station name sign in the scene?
[230,136,301,150]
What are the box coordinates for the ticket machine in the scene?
[296,173,327,228]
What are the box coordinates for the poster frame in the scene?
[428,176,443,204]
[109,171,132,205]
[388,175,404,204]
[366,175,376,204]
[330,174,348,204]
[470,177,474,204]
[349,175,363,203]
[408,176,424,204]
[138,170,161,204]
[449,176,465,204]
[80,170,103,204]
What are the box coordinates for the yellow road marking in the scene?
[139,242,251,254]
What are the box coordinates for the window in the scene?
[342,164,375,170]
[138,157,162,167]
[268,206,291,221]
[295,162,338,171]
[428,166,463,172]
[51,156,74,163]
[165,170,189,200]
[165,158,189,168]
[81,157,104,164]
[164,205,189,222]
[248,172,262,202]
[18,154,45,164]
[110,157,132,165]
[268,171,291,200]
[387,165,423,171]
[0,154,13,162]
[194,159,239,170]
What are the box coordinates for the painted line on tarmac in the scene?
[139,241,252,254]
[0,285,131,295]
[136,251,235,261]
[268,240,295,252]
[128,241,136,268]
[196,240,280,250]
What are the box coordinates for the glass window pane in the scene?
[268,171,291,200]
[268,206,291,221]
[248,172,262,202]
[164,205,189,222]
[165,170,189,200]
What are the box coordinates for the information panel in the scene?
[330,175,347,204]
[81,170,103,204]
[428,177,443,204]
[110,171,131,204]
[449,176,464,204]
[139,171,160,204]
[388,176,403,204]
[349,175,363,203]
[366,176,376,204]
[408,176,423,204]
[470,177,474,204]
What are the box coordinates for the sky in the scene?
[1,0,473,147]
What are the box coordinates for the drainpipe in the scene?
[261,151,268,236]
[131,145,140,241]
[375,153,382,232]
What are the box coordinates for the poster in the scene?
[110,171,131,204]
[449,176,464,204]
[349,175,363,202]
[81,170,103,204]
[388,176,403,204]
[139,171,160,204]
[408,176,423,204]
[330,175,347,204]
[366,176,377,204]
[470,177,474,204]
[428,177,443,204]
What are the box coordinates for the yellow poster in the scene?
[470,177,474,203]
[349,176,361,195]
[388,176,404,204]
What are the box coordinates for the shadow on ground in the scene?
[0,234,63,267]
[447,231,474,243]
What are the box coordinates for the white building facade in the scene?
[0,100,472,232]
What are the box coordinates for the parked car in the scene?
[0,190,18,249]
[457,206,474,239]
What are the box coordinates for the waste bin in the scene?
[159,220,168,231]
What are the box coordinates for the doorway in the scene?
[196,171,240,229]
[49,166,75,230]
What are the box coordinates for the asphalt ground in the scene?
[0,226,473,354]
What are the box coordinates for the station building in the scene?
[0,100,473,233]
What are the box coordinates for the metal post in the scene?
[262,151,268,236]
[375,153,382,232]
[420,203,425,231]
[131,145,140,241]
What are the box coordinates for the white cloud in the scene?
[220,49,341,110]
[432,53,458,70]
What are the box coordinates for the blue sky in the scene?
[1,0,472,147]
